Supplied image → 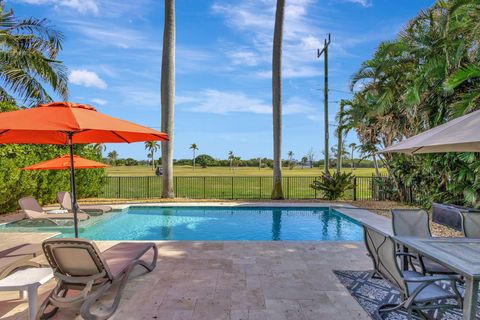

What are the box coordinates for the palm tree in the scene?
[348,143,357,171]
[228,151,234,172]
[145,141,160,170]
[161,0,175,198]
[107,150,118,166]
[0,3,68,105]
[301,156,308,169]
[190,143,198,172]
[92,143,106,156]
[271,0,285,200]
[287,151,294,170]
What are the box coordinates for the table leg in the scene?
[463,278,479,320]
[27,285,38,320]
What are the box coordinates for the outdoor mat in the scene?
[333,270,480,320]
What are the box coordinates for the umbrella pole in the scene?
[67,134,79,238]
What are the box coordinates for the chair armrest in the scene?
[404,275,461,283]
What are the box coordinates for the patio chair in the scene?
[461,212,480,238]
[19,196,89,224]
[57,191,112,214]
[0,243,42,279]
[363,224,463,319]
[391,209,455,275]
[37,238,158,320]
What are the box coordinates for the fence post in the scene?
[175,176,178,196]
[259,177,262,199]
[203,177,206,198]
[231,177,234,199]
[117,177,121,198]
[353,177,357,201]
[147,177,150,198]
[314,177,317,199]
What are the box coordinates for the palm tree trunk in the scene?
[351,148,354,171]
[271,0,285,200]
[373,154,380,176]
[161,0,175,198]
[152,150,155,171]
[192,150,195,172]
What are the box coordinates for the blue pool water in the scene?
[0,206,363,241]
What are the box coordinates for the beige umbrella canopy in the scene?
[381,109,480,154]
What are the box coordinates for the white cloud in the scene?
[177,89,318,119]
[342,0,372,7]
[69,69,107,89]
[91,98,107,106]
[212,0,325,79]
[18,0,99,14]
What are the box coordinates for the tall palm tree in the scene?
[348,142,357,171]
[107,150,118,166]
[0,3,68,105]
[271,0,285,200]
[190,143,198,172]
[161,0,175,198]
[145,141,160,170]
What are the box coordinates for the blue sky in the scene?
[10,0,433,160]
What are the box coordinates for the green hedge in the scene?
[0,102,106,214]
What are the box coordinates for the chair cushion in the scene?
[102,242,154,278]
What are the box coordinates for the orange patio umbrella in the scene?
[22,154,108,170]
[0,102,168,237]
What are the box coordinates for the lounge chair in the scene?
[461,212,480,238]
[57,191,112,214]
[37,238,158,320]
[0,243,42,279]
[391,209,455,275]
[19,197,89,224]
[363,224,463,319]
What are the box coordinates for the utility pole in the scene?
[318,33,331,175]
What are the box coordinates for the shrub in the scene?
[310,172,354,200]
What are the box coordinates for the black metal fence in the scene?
[100,175,395,201]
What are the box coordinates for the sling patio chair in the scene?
[391,209,456,275]
[363,224,463,319]
[461,212,480,238]
[19,196,89,225]
[0,243,42,279]
[57,191,112,215]
[37,238,158,320]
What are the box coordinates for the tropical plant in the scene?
[107,150,118,166]
[310,172,354,200]
[301,156,308,169]
[271,0,285,200]
[144,141,160,170]
[190,143,198,171]
[341,0,480,207]
[0,2,68,105]
[161,0,175,198]
[195,154,214,168]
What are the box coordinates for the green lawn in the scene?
[106,165,387,177]
[101,166,387,200]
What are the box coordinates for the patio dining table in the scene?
[394,236,480,320]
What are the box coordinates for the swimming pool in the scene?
[0,206,363,241]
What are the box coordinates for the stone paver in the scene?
[0,201,393,320]
[0,241,371,320]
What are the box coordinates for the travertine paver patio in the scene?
[0,240,371,320]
